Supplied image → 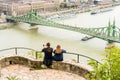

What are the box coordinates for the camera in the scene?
[43,44,46,48]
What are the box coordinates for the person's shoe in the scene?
[41,65,47,69]
[47,65,54,69]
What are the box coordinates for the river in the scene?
[0,5,120,62]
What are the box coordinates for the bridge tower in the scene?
[112,19,115,37]
[12,11,17,17]
[106,20,116,48]
[29,9,39,30]
[29,9,37,21]
[107,20,112,43]
[107,20,116,43]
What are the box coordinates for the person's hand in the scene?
[43,44,47,48]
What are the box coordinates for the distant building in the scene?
[88,0,93,4]
[80,0,89,3]
[69,0,77,3]
[0,0,61,16]
[60,0,80,8]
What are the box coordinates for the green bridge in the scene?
[6,10,120,43]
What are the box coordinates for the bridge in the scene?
[6,10,120,43]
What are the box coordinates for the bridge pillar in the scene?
[29,24,38,30]
[30,24,36,26]
[6,19,16,23]
[106,42,116,48]
[6,11,17,23]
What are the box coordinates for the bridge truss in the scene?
[6,10,120,43]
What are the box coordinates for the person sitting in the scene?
[53,45,66,61]
[42,42,53,68]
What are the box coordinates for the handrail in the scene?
[0,47,101,64]
[66,52,101,64]
[0,47,36,52]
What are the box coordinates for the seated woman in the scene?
[53,45,66,61]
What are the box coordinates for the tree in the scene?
[87,46,120,80]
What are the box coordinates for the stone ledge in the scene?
[0,55,91,78]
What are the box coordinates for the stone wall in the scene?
[0,56,90,78]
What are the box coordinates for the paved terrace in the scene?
[0,47,95,80]
[1,65,86,80]
[0,55,93,80]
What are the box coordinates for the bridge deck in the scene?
[6,10,120,43]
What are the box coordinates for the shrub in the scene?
[6,76,21,80]
[87,46,120,80]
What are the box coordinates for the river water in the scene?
[0,5,120,62]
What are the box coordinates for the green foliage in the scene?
[6,76,21,80]
[87,46,120,80]
[28,50,43,59]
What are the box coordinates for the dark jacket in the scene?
[42,48,53,66]
[53,49,66,61]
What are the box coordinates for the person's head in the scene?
[56,45,61,49]
[56,45,62,54]
[46,42,50,48]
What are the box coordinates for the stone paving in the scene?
[0,65,86,80]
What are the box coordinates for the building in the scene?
[60,0,80,8]
[88,0,93,4]
[0,0,60,16]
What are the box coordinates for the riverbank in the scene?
[40,2,120,18]
[0,22,14,30]
[76,2,120,14]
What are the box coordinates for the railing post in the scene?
[35,51,38,59]
[77,54,79,63]
[15,48,17,55]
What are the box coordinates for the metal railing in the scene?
[65,52,101,64]
[0,47,101,64]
